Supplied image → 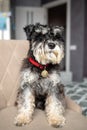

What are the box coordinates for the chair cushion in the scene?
[0,107,87,130]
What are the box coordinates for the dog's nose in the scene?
[48,43,55,49]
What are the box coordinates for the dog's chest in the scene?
[21,69,60,94]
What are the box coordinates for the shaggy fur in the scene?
[14,23,66,127]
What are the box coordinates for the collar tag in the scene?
[41,70,49,78]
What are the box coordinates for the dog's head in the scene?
[24,23,64,65]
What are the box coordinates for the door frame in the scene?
[43,0,71,73]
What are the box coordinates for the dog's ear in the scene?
[24,25,34,41]
[53,26,64,35]
[59,26,64,35]
[53,26,64,42]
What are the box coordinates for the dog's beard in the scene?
[32,42,64,65]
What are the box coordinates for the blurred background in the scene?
[0,0,87,82]
[0,0,87,116]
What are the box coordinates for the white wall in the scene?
[15,7,47,39]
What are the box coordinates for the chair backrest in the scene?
[0,40,29,109]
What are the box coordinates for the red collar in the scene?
[28,57,48,70]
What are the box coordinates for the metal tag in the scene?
[41,70,48,78]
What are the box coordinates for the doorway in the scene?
[48,4,66,26]
[48,4,66,70]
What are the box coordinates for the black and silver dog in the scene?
[14,23,66,127]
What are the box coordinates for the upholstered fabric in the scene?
[0,107,87,130]
[0,40,29,109]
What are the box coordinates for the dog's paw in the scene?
[14,113,32,126]
[48,115,66,128]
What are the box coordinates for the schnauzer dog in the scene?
[14,23,66,127]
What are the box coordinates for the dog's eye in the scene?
[39,37,43,42]
[55,33,64,42]
[35,35,43,42]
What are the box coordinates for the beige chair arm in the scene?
[65,96,82,114]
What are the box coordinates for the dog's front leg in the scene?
[14,87,35,126]
[45,94,66,127]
